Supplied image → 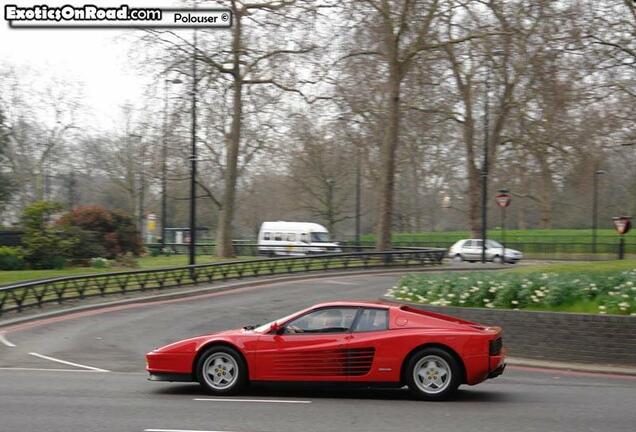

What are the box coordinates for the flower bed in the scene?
[387,269,636,315]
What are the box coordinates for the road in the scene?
[1,273,635,432]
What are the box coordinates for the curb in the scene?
[507,357,636,377]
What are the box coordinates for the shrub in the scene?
[115,252,138,268]
[0,246,26,270]
[90,257,110,268]
[21,201,70,269]
[58,205,141,259]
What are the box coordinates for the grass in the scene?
[388,259,636,315]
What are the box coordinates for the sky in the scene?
[0,0,193,131]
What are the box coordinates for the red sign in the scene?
[495,193,511,208]
[613,216,632,235]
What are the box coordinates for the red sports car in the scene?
[146,300,506,400]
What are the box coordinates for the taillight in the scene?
[489,337,502,356]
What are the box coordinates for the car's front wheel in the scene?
[492,255,503,264]
[196,346,247,395]
[405,347,461,400]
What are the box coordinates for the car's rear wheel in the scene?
[406,347,461,400]
[492,255,503,264]
[197,346,247,395]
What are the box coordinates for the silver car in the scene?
[448,239,523,264]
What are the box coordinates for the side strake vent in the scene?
[272,348,375,377]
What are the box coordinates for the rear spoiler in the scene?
[399,305,485,329]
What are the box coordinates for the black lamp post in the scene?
[480,66,492,264]
[189,29,198,266]
[162,77,182,251]
[592,169,605,255]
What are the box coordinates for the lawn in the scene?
[0,255,253,286]
[387,259,636,315]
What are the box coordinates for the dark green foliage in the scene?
[0,246,26,270]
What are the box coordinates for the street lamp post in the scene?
[189,29,198,266]
[480,66,492,264]
[592,169,605,255]
[161,77,182,251]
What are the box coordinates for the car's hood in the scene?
[152,328,252,353]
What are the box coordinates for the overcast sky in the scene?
[0,1,192,131]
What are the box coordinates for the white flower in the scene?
[511,300,519,305]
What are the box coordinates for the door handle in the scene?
[344,335,353,341]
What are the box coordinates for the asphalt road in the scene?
[1,273,635,432]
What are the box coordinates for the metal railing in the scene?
[0,248,445,316]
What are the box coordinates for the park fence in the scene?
[0,248,445,316]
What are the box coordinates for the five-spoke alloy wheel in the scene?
[405,347,461,400]
[197,346,247,395]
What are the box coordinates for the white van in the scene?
[257,221,342,256]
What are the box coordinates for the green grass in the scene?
[0,255,252,286]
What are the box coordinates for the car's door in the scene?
[253,307,358,381]
[344,307,396,383]
[467,240,483,260]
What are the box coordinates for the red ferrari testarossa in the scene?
[146,300,505,400]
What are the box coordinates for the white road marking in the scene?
[0,367,102,372]
[322,279,357,286]
[0,332,16,347]
[194,398,311,404]
[28,352,110,372]
[145,429,237,432]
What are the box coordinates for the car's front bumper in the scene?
[148,372,194,382]
[488,362,506,379]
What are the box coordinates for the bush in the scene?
[21,201,70,269]
[57,205,141,259]
[115,252,138,268]
[0,246,26,270]
[90,257,110,268]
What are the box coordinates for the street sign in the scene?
[495,193,511,208]
[612,216,632,235]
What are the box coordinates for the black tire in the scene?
[452,254,463,263]
[196,346,248,395]
[405,347,462,401]
[492,255,503,264]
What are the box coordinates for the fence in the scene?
[0,248,445,316]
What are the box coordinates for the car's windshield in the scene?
[310,232,330,243]
[251,310,300,333]
[487,240,503,248]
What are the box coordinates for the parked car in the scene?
[448,239,523,263]
[146,300,506,400]
[257,221,342,256]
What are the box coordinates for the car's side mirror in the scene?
[269,322,283,334]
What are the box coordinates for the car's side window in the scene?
[464,240,473,248]
[353,308,388,332]
[284,308,357,334]
[263,232,271,240]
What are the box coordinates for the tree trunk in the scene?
[376,61,401,251]
[215,11,242,258]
